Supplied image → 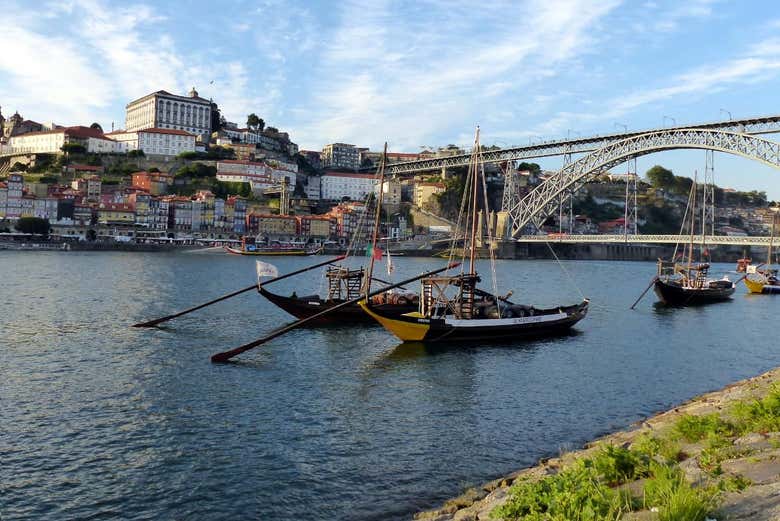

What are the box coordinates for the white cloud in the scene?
[292,0,622,150]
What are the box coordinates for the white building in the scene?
[4,173,24,219]
[125,88,212,141]
[106,128,196,157]
[320,172,376,201]
[8,126,122,154]
[216,160,297,193]
[376,179,402,205]
[321,143,360,170]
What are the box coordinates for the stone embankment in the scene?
[416,367,780,521]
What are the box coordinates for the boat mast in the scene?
[365,142,387,296]
[768,211,776,268]
[468,127,480,276]
[687,171,697,275]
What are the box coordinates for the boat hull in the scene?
[258,287,416,324]
[744,277,780,294]
[359,300,589,342]
[224,246,320,256]
[653,279,735,305]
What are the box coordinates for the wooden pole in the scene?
[211,262,460,363]
[132,255,346,327]
[365,143,387,296]
[630,276,658,310]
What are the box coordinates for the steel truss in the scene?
[515,234,778,247]
[507,129,780,238]
[384,115,780,175]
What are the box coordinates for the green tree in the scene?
[148,167,161,173]
[646,165,674,189]
[247,113,265,132]
[15,217,51,236]
[61,143,86,155]
[671,175,693,195]
[516,162,542,176]
[11,161,27,172]
[128,149,145,158]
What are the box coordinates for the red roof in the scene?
[71,164,102,171]
[139,127,196,137]
[323,172,376,179]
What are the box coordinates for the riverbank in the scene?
[417,366,780,521]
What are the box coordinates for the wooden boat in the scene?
[744,211,779,294]
[360,127,589,343]
[654,262,735,304]
[258,266,418,324]
[256,144,419,325]
[652,171,734,306]
[225,236,321,256]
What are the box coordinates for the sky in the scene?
[2,0,780,199]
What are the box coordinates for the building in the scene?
[245,213,298,237]
[377,179,402,205]
[71,176,102,201]
[125,88,212,141]
[97,203,135,225]
[326,202,373,242]
[321,143,360,170]
[8,126,121,155]
[304,175,321,200]
[320,171,376,201]
[298,215,333,238]
[413,181,446,208]
[216,160,297,193]
[0,108,44,140]
[131,171,173,195]
[4,173,24,219]
[106,128,196,157]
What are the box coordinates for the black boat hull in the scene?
[360,300,589,343]
[258,287,416,325]
[653,279,735,306]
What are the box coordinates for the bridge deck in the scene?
[514,234,775,246]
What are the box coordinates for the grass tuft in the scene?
[673,413,735,442]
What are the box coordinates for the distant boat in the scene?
[224,236,321,256]
[744,210,779,294]
[653,171,734,305]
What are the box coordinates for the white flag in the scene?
[256,260,279,281]
[386,249,394,274]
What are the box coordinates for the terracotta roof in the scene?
[139,128,195,137]
[323,172,376,179]
[10,125,112,140]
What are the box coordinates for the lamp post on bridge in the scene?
[720,108,732,121]
[663,115,676,128]
[614,122,628,134]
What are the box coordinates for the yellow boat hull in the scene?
[358,301,431,341]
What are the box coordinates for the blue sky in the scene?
[3,0,780,199]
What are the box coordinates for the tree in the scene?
[265,126,279,134]
[148,167,161,173]
[645,165,674,189]
[10,161,27,172]
[247,113,265,132]
[61,143,86,155]
[15,217,51,236]
[516,162,542,176]
[128,149,145,158]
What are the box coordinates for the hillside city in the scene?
[0,88,776,249]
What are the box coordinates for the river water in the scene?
[3,251,777,520]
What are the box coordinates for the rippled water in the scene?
[3,251,778,520]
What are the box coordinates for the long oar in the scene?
[211,262,460,363]
[630,276,658,310]
[371,276,408,291]
[132,255,346,328]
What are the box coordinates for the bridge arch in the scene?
[506,129,780,237]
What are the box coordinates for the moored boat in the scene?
[258,265,418,324]
[225,236,321,256]
[653,262,735,305]
[360,126,589,343]
[651,171,734,306]
[744,209,779,294]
